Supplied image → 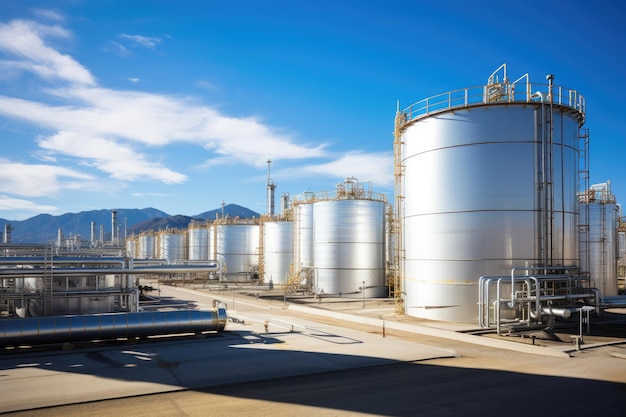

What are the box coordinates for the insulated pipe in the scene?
[0,264,219,278]
[533,306,574,319]
[0,308,227,346]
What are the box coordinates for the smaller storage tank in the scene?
[291,178,388,297]
[188,221,210,261]
[313,184,387,298]
[292,195,314,270]
[579,182,619,297]
[262,220,293,285]
[138,232,157,259]
[215,221,260,282]
[158,229,186,263]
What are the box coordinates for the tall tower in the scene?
[111,210,117,244]
[266,159,276,216]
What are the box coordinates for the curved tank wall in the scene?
[402,102,581,322]
[215,224,259,281]
[292,202,314,269]
[313,199,386,297]
[263,221,293,285]
[125,238,137,258]
[159,232,186,263]
[579,201,619,297]
[188,226,209,261]
[138,234,156,259]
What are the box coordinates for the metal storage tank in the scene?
[188,222,210,261]
[125,237,137,258]
[215,222,259,281]
[158,230,186,263]
[396,65,585,322]
[292,196,314,270]
[262,220,293,285]
[138,233,157,259]
[313,197,386,298]
[579,182,619,297]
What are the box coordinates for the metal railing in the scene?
[401,83,586,126]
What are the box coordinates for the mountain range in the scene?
[0,204,259,244]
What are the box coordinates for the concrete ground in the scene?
[2,283,626,416]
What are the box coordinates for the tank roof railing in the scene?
[291,189,388,206]
[401,82,586,127]
[578,181,617,204]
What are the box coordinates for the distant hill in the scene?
[0,204,259,243]
[195,204,259,220]
[126,215,193,235]
[127,204,260,236]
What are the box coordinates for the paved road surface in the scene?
[2,285,626,416]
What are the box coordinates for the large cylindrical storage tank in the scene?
[313,199,386,297]
[292,200,314,269]
[188,223,210,261]
[399,71,584,322]
[138,233,156,259]
[125,236,137,258]
[158,231,186,263]
[579,183,619,297]
[215,223,259,281]
[263,221,293,285]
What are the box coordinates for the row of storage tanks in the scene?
[122,65,625,323]
[125,179,389,298]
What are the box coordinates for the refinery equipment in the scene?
[0,247,223,346]
[579,182,620,298]
[188,220,211,261]
[260,216,293,285]
[292,194,315,276]
[289,178,388,297]
[138,232,157,259]
[214,218,260,282]
[157,228,187,262]
[394,64,596,325]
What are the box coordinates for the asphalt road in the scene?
[2,284,626,416]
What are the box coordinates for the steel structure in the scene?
[260,216,293,285]
[213,218,260,282]
[289,178,389,297]
[579,182,619,297]
[395,64,591,324]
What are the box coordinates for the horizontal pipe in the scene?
[0,257,126,266]
[0,309,227,346]
[0,289,137,300]
[0,265,218,278]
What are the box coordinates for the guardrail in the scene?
[401,83,585,125]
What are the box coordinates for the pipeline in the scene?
[0,308,227,347]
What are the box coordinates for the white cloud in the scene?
[30,9,65,23]
[0,19,94,85]
[0,17,388,203]
[279,151,394,187]
[37,131,187,184]
[105,41,131,57]
[0,158,94,197]
[119,34,164,49]
[128,77,140,83]
[0,195,60,217]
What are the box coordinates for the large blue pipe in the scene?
[0,309,227,346]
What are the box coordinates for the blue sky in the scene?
[0,0,624,220]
